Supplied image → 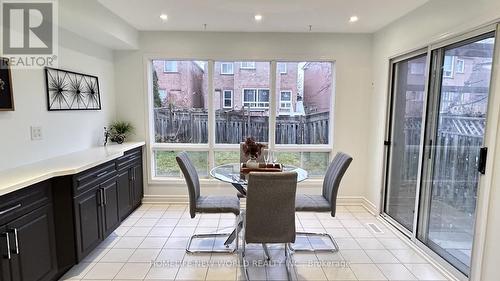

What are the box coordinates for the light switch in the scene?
[31,126,43,140]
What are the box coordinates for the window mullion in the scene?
[269,61,277,149]
[208,60,215,170]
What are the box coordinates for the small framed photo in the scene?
[0,58,14,111]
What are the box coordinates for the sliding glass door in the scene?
[383,30,497,277]
[418,33,496,275]
[384,53,427,232]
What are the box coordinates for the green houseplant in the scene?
[109,121,134,144]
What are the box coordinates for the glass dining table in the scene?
[209,163,308,246]
[210,163,308,196]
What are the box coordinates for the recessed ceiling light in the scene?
[160,14,168,21]
[254,14,263,21]
[349,16,359,23]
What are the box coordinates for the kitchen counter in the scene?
[0,142,145,196]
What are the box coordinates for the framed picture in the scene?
[0,58,14,111]
[45,67,101,111]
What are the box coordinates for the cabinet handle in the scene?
[0,203,22,215]
[102,189,107,205]
[97,189,102,206]
[2,233,11,260]
[9,229,19,255]
[96,171,108,178]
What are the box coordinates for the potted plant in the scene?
[242,137,265,168]
[109,121,134,144]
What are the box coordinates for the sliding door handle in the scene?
[1,233,11,259]
[478,147,488,174]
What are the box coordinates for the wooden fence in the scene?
[154,108,329,144]
[401,115,484,213]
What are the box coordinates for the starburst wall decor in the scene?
[45,67,101,111]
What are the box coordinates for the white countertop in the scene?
[0,142,145,197]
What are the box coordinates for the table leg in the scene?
[231,183,247,197]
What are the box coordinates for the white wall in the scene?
[369,1,500,280]
[114,31,373,199]
[0,28,116,170]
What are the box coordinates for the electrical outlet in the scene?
[31,126,43,141]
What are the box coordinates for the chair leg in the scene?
[186,233,235,253]
[293,231,339,253]
[262,243,271,260]
[284,243,296,281]
[186,213,241,254]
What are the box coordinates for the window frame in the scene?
[456,58,465,73]
[279,90,293,112]
[240,61,256,69]
[146,59,335,183]
[277,62,287,74]
[222,90,233,108]
[164,61,178,73]
[220,62,234,75]
[443,56,455,78]
[242,88,270,109]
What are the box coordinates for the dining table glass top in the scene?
[210,163,308,185]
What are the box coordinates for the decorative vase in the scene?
[246,156,259,169]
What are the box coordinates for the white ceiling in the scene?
[98,0,429,33]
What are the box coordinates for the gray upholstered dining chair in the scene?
[241,172,298,281]
[176,151,241,253]
[294,152,353,252]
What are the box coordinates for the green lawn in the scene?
[155,151,329,178]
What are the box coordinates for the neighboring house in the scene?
[152,60,205,108]
[303,62,333,113]
[154,60,334,116]
[211,61,299,115]
[405,49,493,117]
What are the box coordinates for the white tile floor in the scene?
[59,204,451,281]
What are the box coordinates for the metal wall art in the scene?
[45,67,101,111]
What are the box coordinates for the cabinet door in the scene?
[101,179,120,237]
[8,205,57,281]
[0,225,11,281]
[116,170,132,221]
[74,186,102,261]
[132,164,143,208]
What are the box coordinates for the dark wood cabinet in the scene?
[101,178,120,237]
[117,170,132,221]
[71,146,143,262]
[131,163,143,208]
[8,205,57,281]
[73,185,102,260]
[0,183,57,281]
[116,147,143,221]
[0,145,144,280]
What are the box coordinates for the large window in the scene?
[275,61,333,145]
[150,60,334,179]
[214,61,270,144]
